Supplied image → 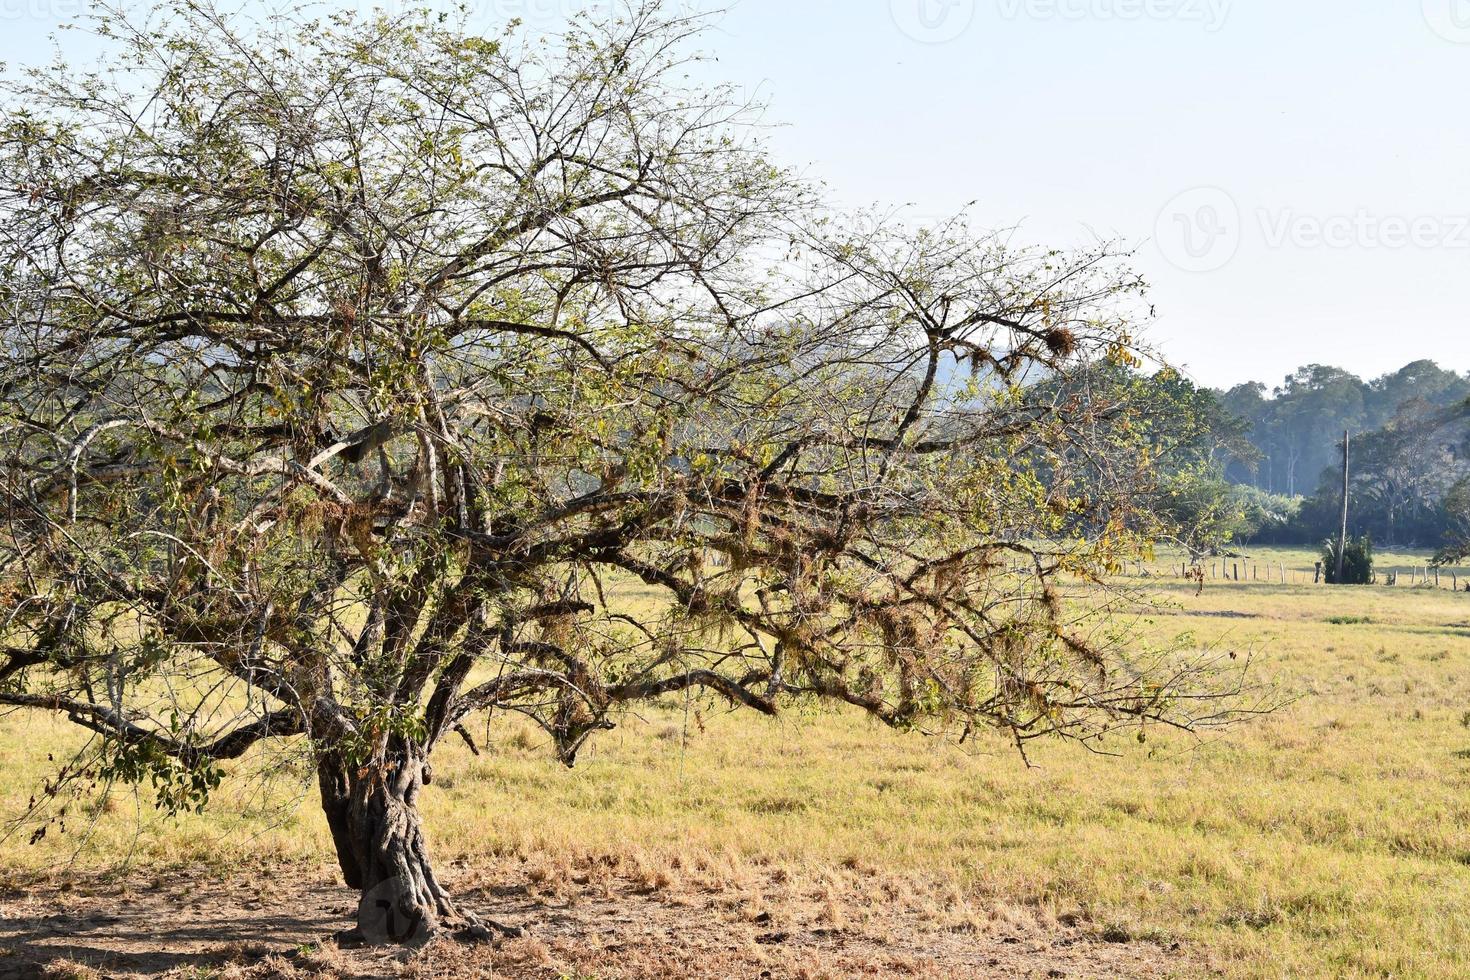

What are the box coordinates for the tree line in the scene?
[1108,359,1470,554]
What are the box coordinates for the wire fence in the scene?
[1101,559,1470,591]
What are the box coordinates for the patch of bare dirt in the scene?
[0,863,1201,979]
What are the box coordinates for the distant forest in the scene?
[1137,359,1470,555]
[1067,360,1470,557]
[1218,361,1470,551]
[1217,362,1470,496]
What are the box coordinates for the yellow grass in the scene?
[4,546,1470,978]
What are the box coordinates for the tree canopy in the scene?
[0,1,1247,946]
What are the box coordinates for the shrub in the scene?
[1323,535,1374,585]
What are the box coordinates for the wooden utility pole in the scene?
[1336,430,1350,584]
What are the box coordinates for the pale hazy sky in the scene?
[3,0,1467,390]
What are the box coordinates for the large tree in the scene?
[1294,397,1470,549]
[0,2,1245,946]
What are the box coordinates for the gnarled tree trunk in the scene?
[317,747,482,947]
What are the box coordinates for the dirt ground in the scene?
[0,863,1198,979]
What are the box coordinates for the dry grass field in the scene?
[3,546,1470,978]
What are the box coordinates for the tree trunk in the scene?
[317,747,489,947]
[1336,430,1350,586]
